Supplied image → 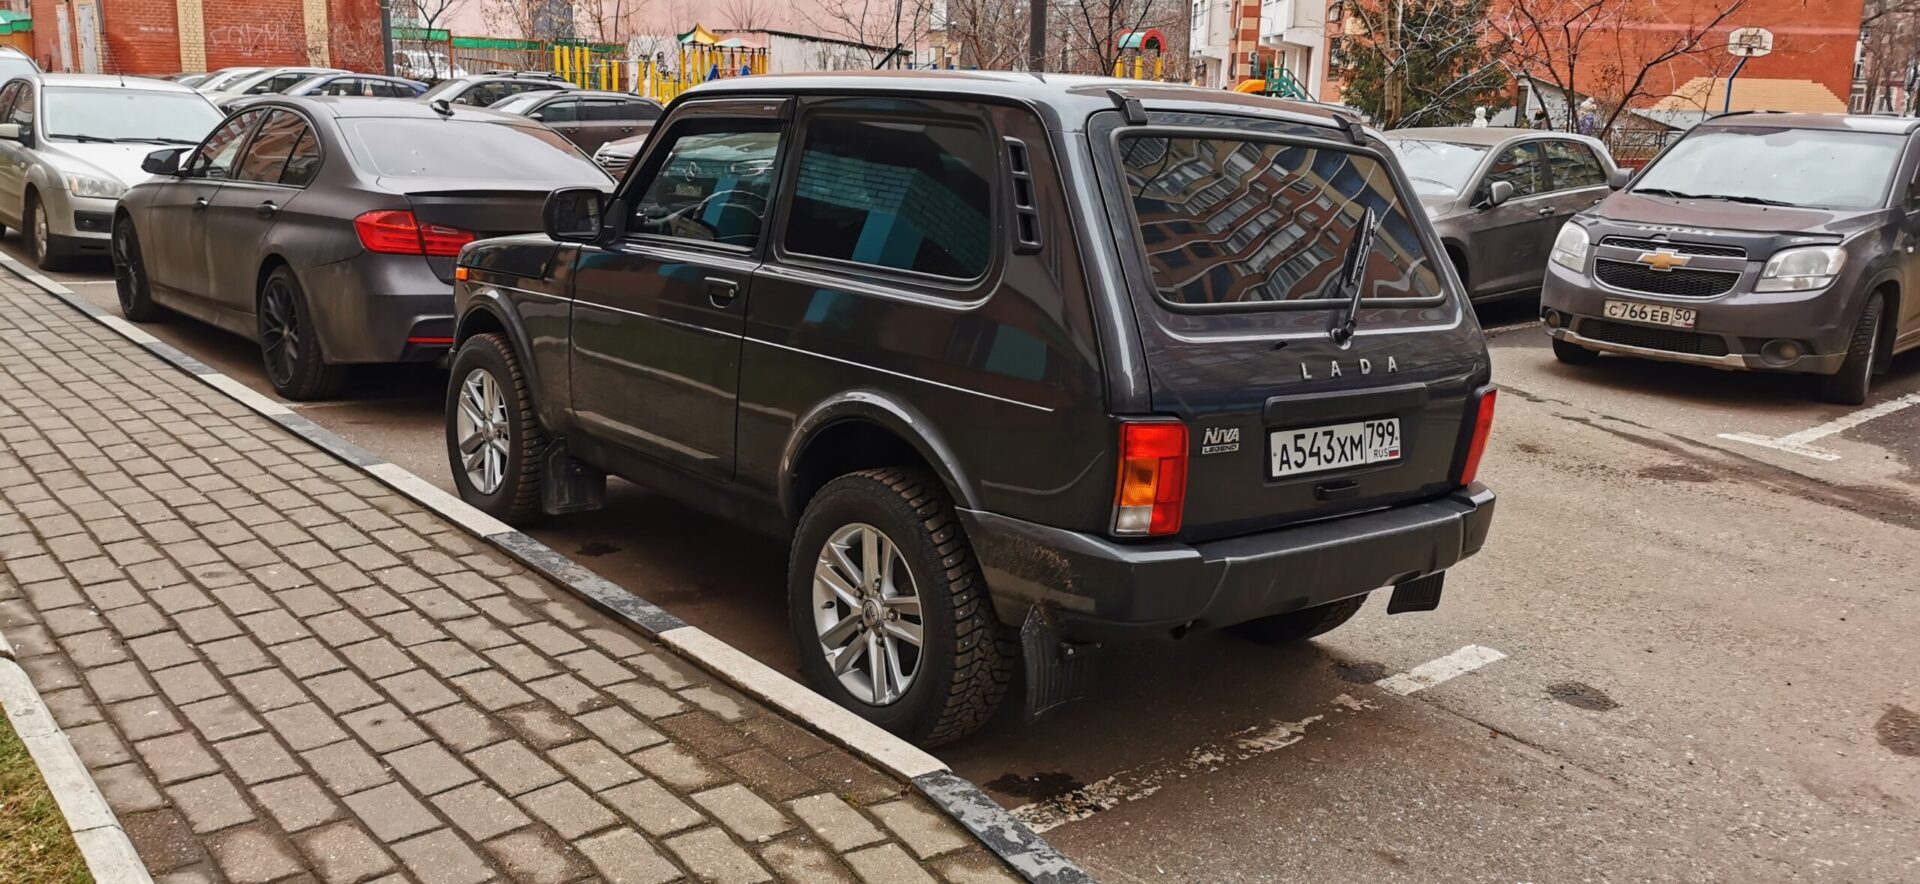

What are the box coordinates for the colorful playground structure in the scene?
[550,26,768,101]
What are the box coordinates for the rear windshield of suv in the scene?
[1119,135,1444,307]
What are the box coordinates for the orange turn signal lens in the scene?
[1113,421,1188,536]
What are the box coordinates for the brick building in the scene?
[30,0,384,76]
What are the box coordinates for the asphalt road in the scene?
[24,242,1920,881]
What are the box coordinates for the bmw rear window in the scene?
[1118,134,1444,307]
[343,118,610,184]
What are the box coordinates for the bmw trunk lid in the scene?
[1091,109,1492,542]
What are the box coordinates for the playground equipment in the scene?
[627,25,769,102]
[1240,53,1311,100]
[1111,29,1167,81]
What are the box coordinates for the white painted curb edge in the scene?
[0,652,156,884]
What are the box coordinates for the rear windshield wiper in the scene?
[1329,207,1378,345]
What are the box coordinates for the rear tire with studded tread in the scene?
[788,468,1015,746]
[445,332,547,524]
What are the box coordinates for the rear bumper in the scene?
[960,484,1496,642]
[301,254,455,364]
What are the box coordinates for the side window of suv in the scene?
[1543,140,1607,190]
[1484,142,1545,198]
[630,120,781,249]
[783,116,994,279]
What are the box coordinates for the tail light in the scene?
[354,210,476,257]
[1113,421,1188,537]
[1456,389,1497,486]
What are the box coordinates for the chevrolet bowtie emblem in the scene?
[1637,249,1690,272]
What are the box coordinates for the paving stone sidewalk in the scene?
[0,277,1019,883]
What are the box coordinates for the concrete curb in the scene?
[0,255,1090,883]
[0,639,156,884]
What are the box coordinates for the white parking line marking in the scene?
[1718,391,1920,461]
[1006,645,1506,832]
[1374,644,1508,695]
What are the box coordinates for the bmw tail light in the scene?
[1113,421,1188,537]
[1456,389,1497,486]
[354,210,476,257]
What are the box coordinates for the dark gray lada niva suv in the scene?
[1541,112,1920,404]
[445,73,1499,744]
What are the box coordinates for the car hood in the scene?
[1597,190,1883,238]
[45,142,162,186]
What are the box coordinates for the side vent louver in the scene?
[1006,137,1042,255]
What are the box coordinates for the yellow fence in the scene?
[550,43,770,100]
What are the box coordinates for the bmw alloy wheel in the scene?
[812,523,924,706]
[259,279,301,388]
[456,368,511,494]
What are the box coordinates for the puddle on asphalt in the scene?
[575,542,622,557]
[1547,681,1621,712]
[985,771,1084,801]
[1333,660,1391,684]
[1875,705,1919,757]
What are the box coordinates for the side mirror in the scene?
[1607,168,1632,190]
[0,123,18,142]
[1479,180,1514,209]
[528,111,545,121]
[141,147,186,176]
[543,187,607,243]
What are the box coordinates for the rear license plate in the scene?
[1603,299,1696,329]
[1269,418,1402,479]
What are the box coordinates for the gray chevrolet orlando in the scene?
[1542,112,1920,403]
[446,73,1498,744]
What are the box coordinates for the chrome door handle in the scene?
[1537,207,1554,216]
[255,201,278,218]
[192,196,209,210]
[705,277,739,308]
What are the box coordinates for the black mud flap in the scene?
[1020,607,1098,722]
[541,442,606,515]
[1386,572,1445,614]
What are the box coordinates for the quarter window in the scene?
[188,111,260,180]
[783,116,994,279]
[1543,140,1607,190]
[535,99,578,123]
[1484,143,1545,198]
[630,119,781,249]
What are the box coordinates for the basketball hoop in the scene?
[1727,27,1774,58]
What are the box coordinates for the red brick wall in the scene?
[33,0,384,75]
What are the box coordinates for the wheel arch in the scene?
[1870,275,1901,357]
[781,393,980,527]
[453,296,560,431]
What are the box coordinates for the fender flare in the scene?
[778,390,981,523]
[454,291,543,387]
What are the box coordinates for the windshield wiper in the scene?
[1632,187,1712,200]
[1711,194,1799,207]
[48,133,115,143]
[1329,207,1378,346]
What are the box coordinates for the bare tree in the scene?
[1860,0,1920,113]
[719,0,786,30]
[1491,0,1749,135]
[398,0,467,53]
[818,0,936,63]
[1052,0,1175,76]
[943,0,1030,69]
[482,0,541,40]
[1334,0,1508,127]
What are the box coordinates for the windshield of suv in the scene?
[487,92,544,115]
[1633,126,1904,210]
[1386,139,1489,198]
[418,79,463,102]
[343,118,610,184]
[197,68,261,92]
[1119,134,1445,306]
[44,87,224,144]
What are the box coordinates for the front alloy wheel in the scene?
[455,368,512,495]
[812,523,925,706]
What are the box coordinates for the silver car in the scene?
[201,66,347,109]
[0,74,224,268]
[1386,127,1627,302]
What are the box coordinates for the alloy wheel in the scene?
[113,224,140,311]
[32,202,48,261]
[812,523,925,706]
[259,280,301,387]
[455,367,511,495]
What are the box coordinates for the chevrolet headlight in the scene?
[64,172,127,200]
[1550,222,1590,272]
[1756,246,1844,293]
